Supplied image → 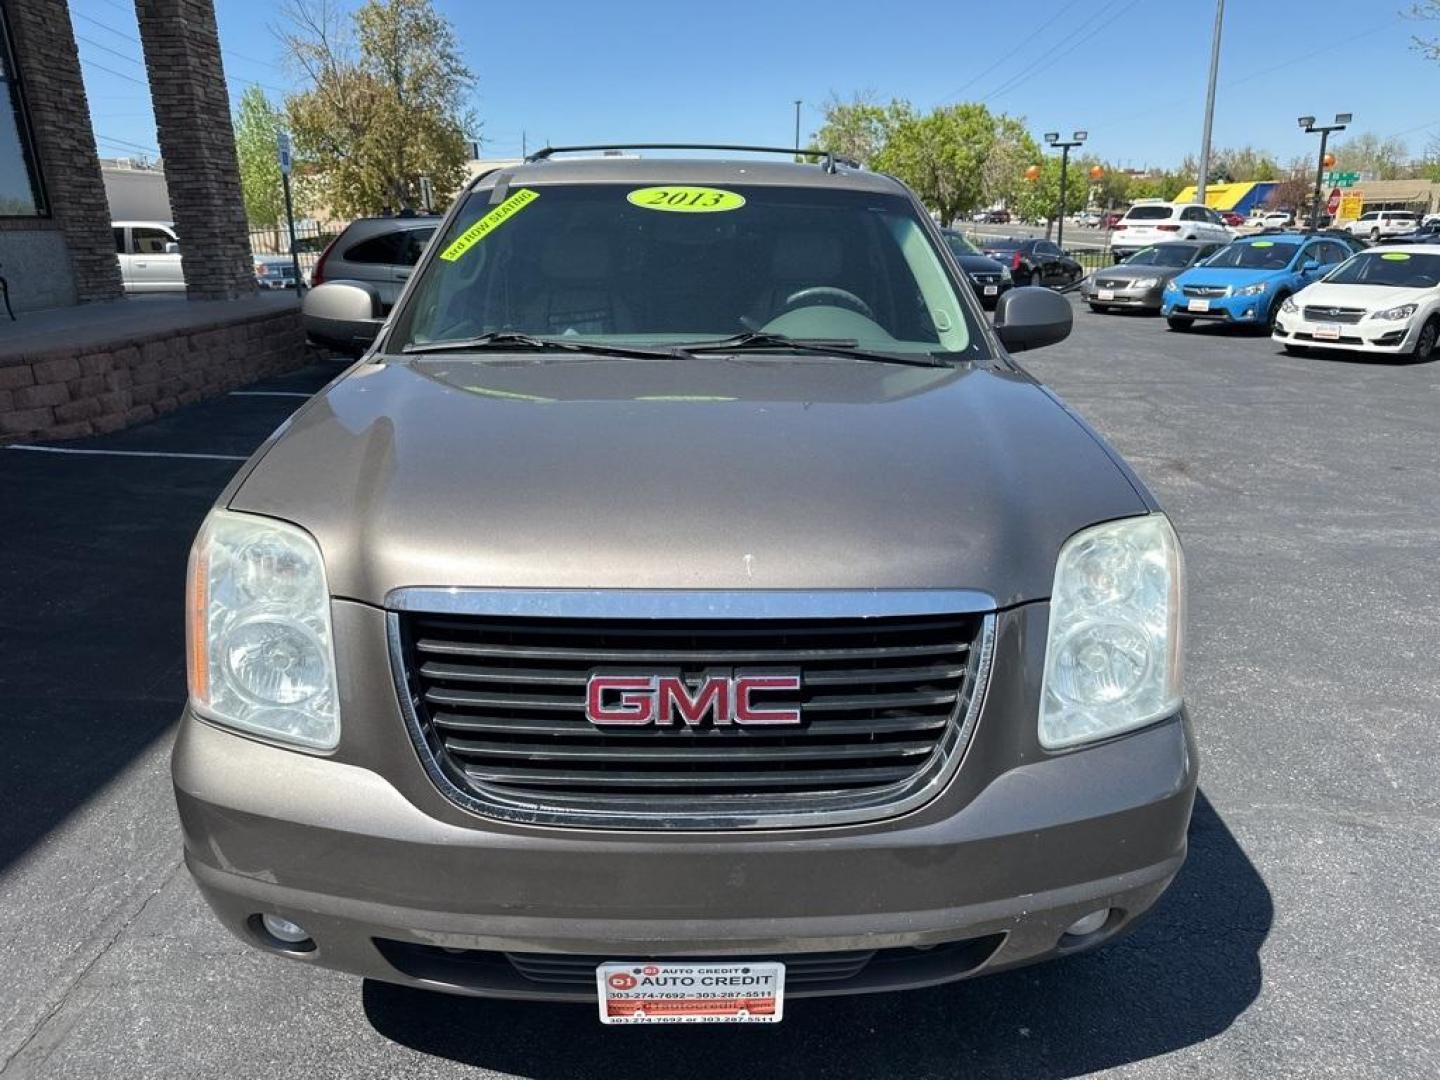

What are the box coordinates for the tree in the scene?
[812,92,910,165]
[1330,131,1410,180]
[1412,1,1440,59]
[1012,156,1089,229]
[233,87,287,245]
[873,103,997,225]
[281,0,475,217]
[980,116,1040,211]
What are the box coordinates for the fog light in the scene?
[1064,909,1111,937]
[261,913,311,944]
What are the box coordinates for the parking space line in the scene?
[4,445,248,462]
[228,391,314,398]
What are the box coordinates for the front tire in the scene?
[1412,317,1439,361]
[1167,316,1194,331]
[1267,294,1289,333]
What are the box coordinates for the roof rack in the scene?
[523,143,860,174]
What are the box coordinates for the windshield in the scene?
[1125,206,1174,221]
[1203,241,1299,270]
[1323,251,1440,287]
[390,182,983,360]
[943,231,981,256]
[1125,244,1199,267]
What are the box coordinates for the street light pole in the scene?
[1044,130,1087,252]
[1196,0,1225,206]
[1299,112,1351,228]
[794,100,802,151]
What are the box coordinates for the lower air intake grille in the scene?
[390,602,994,830]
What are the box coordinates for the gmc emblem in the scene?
[585,671,803,727]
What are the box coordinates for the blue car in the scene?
[1161,233,1354,331]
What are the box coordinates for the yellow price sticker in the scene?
[1251,240,1275,247]
[439,188,539,262]
[1380,252,1412,261]
[627,186,746,213]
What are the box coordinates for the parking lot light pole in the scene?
[1044,130,1087,251]
[1299,113,1350,228]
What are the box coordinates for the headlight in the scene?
[1128,277,1159,289]
[1280,296,1298,313]
[186,510,340,750]
[1370,303,1417,321]
[1039,514,1184,749]
[1236,282,1269,296]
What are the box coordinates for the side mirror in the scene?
[993,286,1072,353]
[164,242,180,254]
[1299,259,1320,272]
[301,281,384,354]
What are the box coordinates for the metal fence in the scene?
[248,220,340,284]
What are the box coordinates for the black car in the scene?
[942,229,1012,308]
[978,237,1084,289]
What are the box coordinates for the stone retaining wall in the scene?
[0,308,305,441]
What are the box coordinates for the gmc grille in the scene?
[390,605,993,829]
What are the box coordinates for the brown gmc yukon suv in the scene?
[176,146,1196,1025]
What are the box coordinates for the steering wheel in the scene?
[781,286,874,321]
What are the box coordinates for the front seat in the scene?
[749,231,846,325]
[517,231,634,336]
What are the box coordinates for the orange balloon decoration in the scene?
[1089,165,1105,180]
[1024,164,1042,181]
[1322,153,1336,168]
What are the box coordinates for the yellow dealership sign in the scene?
[1337,191,1364,222]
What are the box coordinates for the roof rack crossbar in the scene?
[524,143,857,174]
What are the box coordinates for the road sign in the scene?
[276,131,292,176]
[1338,191,1364,221]
[1323,170,1359,188]
[1326,187,1342,216]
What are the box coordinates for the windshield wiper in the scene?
[683,331,950,369]
[402,331,693,361]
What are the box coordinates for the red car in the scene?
[1220,211,1245,227]
[1102,212,1124,230]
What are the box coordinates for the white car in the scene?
[113,219,184,293]
[1260,210,1294,229]
[1347,210,1419,241]
[1071,211,1102,228]
[1272,243,1440,360]
[1111,202,1232,258]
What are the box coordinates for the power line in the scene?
[942,0,1085,102]
[982,0,1138,105]
[79,57,148,87]
[75,8,289,93]
[76,33,146,67]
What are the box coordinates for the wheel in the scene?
[1166,316,1194,331]
[1412,317,1438,361]
[1089,303,1109,313]
[1267,294,1289,333]
[1370,228,1380,241]
[1023,265,1042,287]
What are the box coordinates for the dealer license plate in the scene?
[983,285,998,296]
[1312,323,1342,340]
[1098,289,1115,301]
[596,961,786,1024]
[1189,298,1211,313]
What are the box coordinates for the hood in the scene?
[1097,263,1188,282]
[230,356,1147,608]
[1173,265,1285,288]
[1293,282,1435,309]
[952,253,1007,274]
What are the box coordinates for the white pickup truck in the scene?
[113,219,296,292]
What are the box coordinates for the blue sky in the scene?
[72,0,1440,170]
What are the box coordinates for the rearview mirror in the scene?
[301,281,384,355]
[993,286,1072,353]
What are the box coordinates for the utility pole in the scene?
[1044,130,1087,253]
[793,100,802,151]
[1299,112,1351,228]
[1196,0,1225,206]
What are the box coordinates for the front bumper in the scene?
[1080,281,1165,309]
[173,602,1198,1003]
[1273,311,1418,353]
[1161,291,1272,324]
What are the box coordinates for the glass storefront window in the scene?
[0,2,46,217]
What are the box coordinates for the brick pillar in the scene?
[135,0,254,300]
[4,0,124,303]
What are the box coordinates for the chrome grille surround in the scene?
[386,589,996,831]
[1302,305,1365,324]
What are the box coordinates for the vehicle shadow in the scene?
[363,790,1268,1079]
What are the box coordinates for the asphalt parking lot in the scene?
[2,307,1437,1080]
